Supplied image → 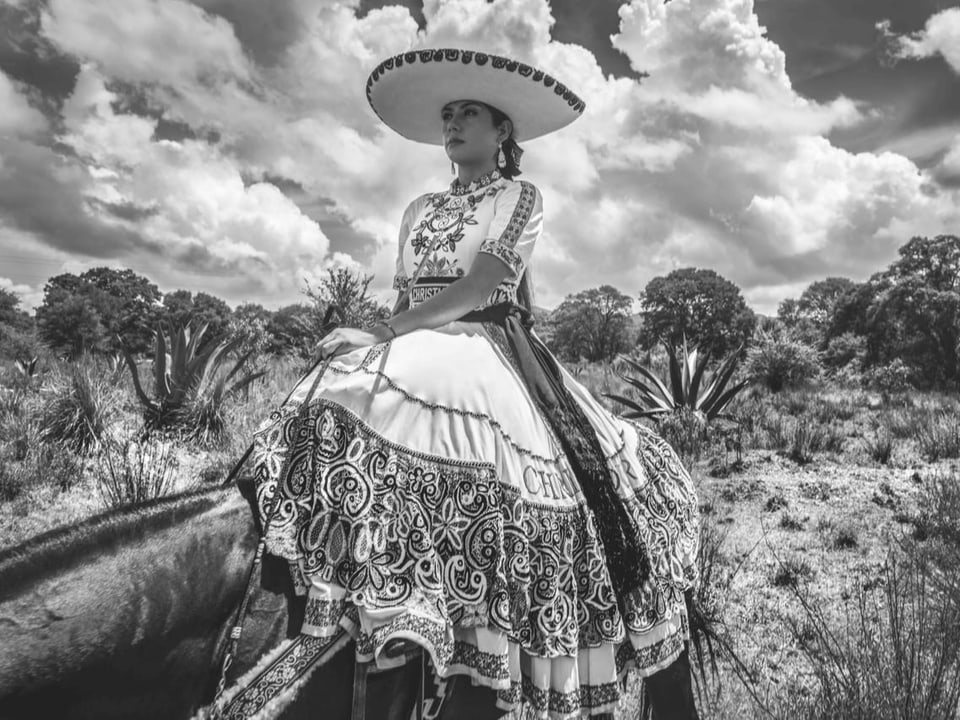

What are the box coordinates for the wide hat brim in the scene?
[366,48,586,145]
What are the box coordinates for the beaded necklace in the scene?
[449,167,502,196]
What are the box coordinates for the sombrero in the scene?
[366,48,585,145]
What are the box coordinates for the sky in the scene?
[1,0,959,316]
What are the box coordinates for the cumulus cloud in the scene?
[0,69,47,136]
[935,133,960,187]
[2,0,959,316]
[882,7,960,74]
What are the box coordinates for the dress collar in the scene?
[449,167,502,196]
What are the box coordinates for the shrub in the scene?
[778,550,960,720]
[913,411,960,462]
[780,512,805,530]
[656,407,712,464]
[745,330,821,393]
[832,523,859,550]
[705,418,746,478]
[95,426,179,508]
[911,469,960,548]
[810,396,856,424]
[862,358,915,394]
[0,431,84,500]
[790,417,825,464]
[822,332,866,371]
[38,357,118,454]
[765,493,788,512]
[821,422,846,454]
[606,337,749,422]
[0,459,26,501]
[771,555,815,588]
[122,320,266,440]
[760,411,790,450]
[863,424,894,465]
[0,385,26,421]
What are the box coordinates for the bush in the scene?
[656,407,711,464]
[771,555,815,588]
[912,469,960,548]
[760,410,790,450]
[0,327,41,364]
[0,430,85,500]
[789,417,825,464]
[863,424,894,465]
[913,411,960,462]
[822,332,865,371]
[38,357,118,454]
[122,320,265,441]
[780,512,805,530]
[862,358,915,394]
[832,523,859,550]
[745,331,821,393]
[95,427,178,508]
[777,550,960,720]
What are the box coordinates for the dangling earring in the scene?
[451,160,456,175]
[497,142,506,169]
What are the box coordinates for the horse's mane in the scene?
[0,484,241,600]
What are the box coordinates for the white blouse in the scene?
[392,167,543,310]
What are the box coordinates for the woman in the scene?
[251,48,701,719]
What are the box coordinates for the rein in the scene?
[207,231,444,719]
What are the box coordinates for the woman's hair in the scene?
[483,103,523,180]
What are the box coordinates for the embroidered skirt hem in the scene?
[250,321,700,718]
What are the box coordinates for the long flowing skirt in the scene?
[250,319,700,719]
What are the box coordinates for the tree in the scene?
[639,268,756,359]
[864,235,960,389]
[35,268,162,356]
[548,285,635,363]
[0,288,38,361]
[0,288,32,333]
[779,277,856,347]
[77,267,163,352]
[265,304,315,357]
[303,267,391,332]
[230,302,273,360]
[825,281,876,341]
[37,293,109,358]
[160,290,233,345]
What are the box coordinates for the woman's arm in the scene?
[384,253,513,336]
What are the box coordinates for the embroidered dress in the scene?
[251,167,700,719]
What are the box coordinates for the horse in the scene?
[0,477,708,720]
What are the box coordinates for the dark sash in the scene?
[457,302,650,598]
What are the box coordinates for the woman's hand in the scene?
[315,325,392,360]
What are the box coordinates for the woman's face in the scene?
[441,99,508,165]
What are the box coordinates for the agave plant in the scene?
[15,356,39,379]
[120,320,267,440]
[604,336,749,423]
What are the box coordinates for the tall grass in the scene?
[862,423,894,465]
[38,356,119,453]
[95,425,178,508]
[0,420,84,500]
[913,410,960,462]
[775,549,960,720]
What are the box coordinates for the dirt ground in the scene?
[2,381,958,719]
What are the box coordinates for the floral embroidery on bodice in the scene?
[393,167,543,310]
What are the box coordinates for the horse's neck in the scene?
[0,488,258,719]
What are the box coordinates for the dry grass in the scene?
[3,357,960,719]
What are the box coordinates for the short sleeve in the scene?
[392,194,427,293]
[477,180,543,278]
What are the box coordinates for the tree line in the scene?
[1,234,957,391]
